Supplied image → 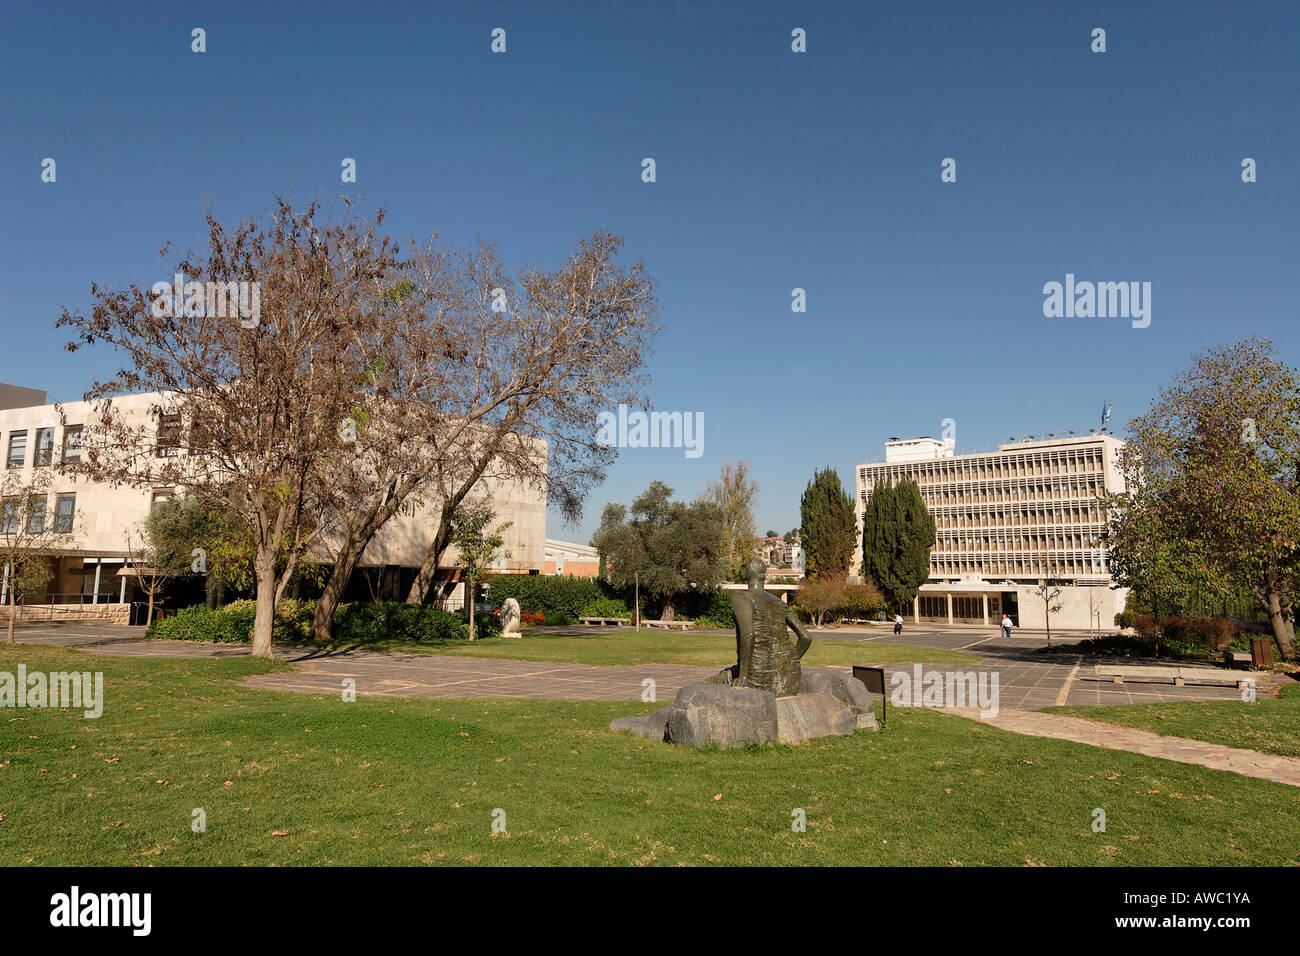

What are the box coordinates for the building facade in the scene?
[542,538,599,577]
[855,434,1128,630]
[0,387,547,620]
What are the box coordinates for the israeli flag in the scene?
[1101,401,1112,427]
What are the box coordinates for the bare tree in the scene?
[57,198,413,657]
[400,231,659,607]
[1034,578,1065,646]
[0,472,76,643]
[122,521,188,628]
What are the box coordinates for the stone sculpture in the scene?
[500,597,521,638]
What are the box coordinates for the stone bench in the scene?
[578,617,630,626]
[1224,650,1253,668]
[1087,664,1255,689]
[641,619,692,631]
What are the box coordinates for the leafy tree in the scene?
[799,467,856,579]
[144,496,253,608]
[794,573,844,627]
[447,502,510,642]
[861,478,936,611]
[1114,337,1300,659]
[765,530,778,540]
[592,481,726,620]
[704,459,758,579]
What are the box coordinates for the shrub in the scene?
[146,603,256,643]
[1114,609,1136,630]
[837,582,887,619]
[692,614,735,630]
[483,574,606,618]
[578,597,630,619]
[334,602,475,643]
[1132,614,1161,641]
[540,611,573,626]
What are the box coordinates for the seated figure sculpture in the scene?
[708,559,812,697]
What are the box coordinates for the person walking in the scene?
[1001,613,1013,639]
[893,612,904,635]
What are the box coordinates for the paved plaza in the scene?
[9,619,1300,787]
[10,619,1288,709]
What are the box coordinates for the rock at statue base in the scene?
[609,667,879,747]
[667,684,778,748]
[609,705,672,741]
[775,692,856,744]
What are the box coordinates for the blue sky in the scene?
[2,0,1296,542]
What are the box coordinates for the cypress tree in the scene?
[799,466,856,579]
[861,477,936,610]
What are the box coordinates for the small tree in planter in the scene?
[448,502,510,642]
[1033,578,1064,646]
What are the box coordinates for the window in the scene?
[54,495,75,533]
[156,414,182,457]
[26,500,45,534]
[6,431,27,469]
[150,489,175,511]
[61,425,83,463]
[1,498,18,535]
[34,427,54,467]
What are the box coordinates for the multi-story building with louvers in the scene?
[854,433,1128,630]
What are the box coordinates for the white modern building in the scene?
[855,433,1128,630]
[0,386,548,621]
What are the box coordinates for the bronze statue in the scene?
[709,560,812,697]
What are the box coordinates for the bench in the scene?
[1224,650,1252,668]
[1086,664,1255,690]
[578,617,630,626]
[641,619,693,631]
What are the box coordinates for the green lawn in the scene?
[323,629,984,668]
[2,644,1298,866]
[1050,683,1300,758]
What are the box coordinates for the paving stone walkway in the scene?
[12,620,1299,786]
[945,707,1300,787]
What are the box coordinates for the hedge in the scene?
[482,574,608,618]
[146,599,496,644]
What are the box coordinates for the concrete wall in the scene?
[1014,584,1128,631]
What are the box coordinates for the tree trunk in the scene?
[312,541,366,642]
[1265,590,1297,660]
[406,510,459,604]
[205,575,217,610]
[251,547,277,659]
[406,460,494,604]
[466,577,476,642]
[146,588,155,627]
[6,565,14,645]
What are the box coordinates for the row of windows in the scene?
[860,446,1108,486]
[917,595,1002,621]
[6,425,81,469]
[6,415,183,471]
[936,535,1105,552]
[1,494,76,534]
[931,506,1107,529]
[912,480,1106,507]
[930,554,1108,577]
